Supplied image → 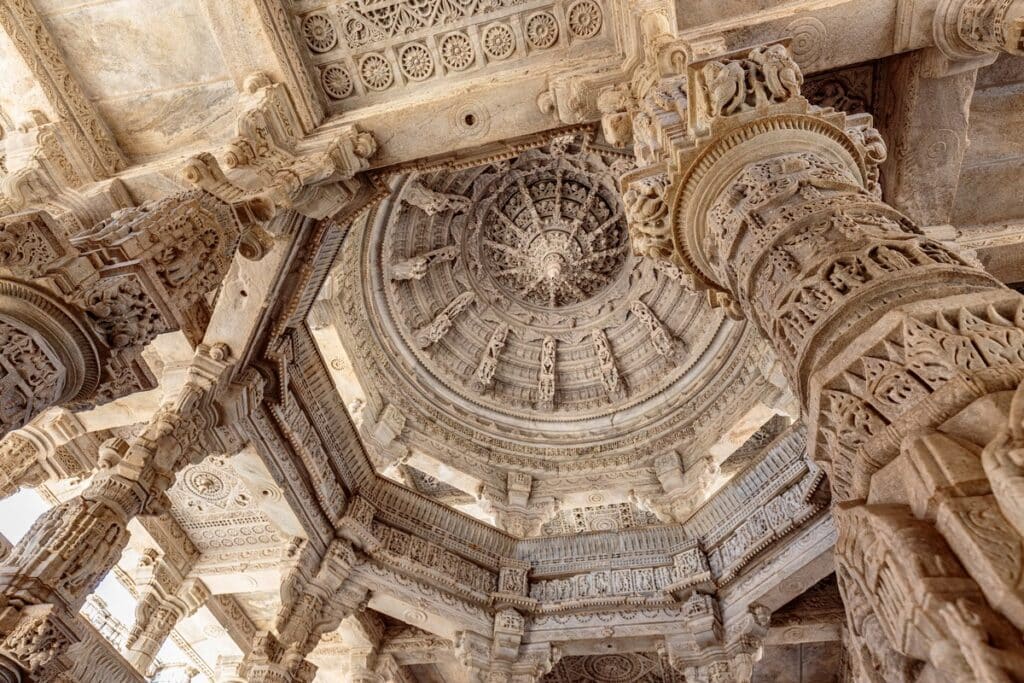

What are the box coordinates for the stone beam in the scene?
[198,0,324,134]
[875,47,978,227]
[958,220,1024,284]
[0,0,125,179]
[206,594,259,653]
[354,560,493,642]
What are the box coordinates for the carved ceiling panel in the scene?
[291,0,614,108]
[323,131,776,478]
[544,652,682,683]
[168,456,290,572]
[540,502,659,535]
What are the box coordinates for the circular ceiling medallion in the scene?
[331,132,761,469]
[184,468,227,500]
[482,23,516,60]
[321,64,353,99]
[583,654,643,682]
[479,168,627,309]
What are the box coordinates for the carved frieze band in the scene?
[294,0,608,104]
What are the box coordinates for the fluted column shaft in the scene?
[623,42,1024,682]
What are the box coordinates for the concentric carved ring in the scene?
[0,279,101,409]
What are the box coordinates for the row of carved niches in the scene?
[328,132,772,472]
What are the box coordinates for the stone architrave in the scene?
[622,41,1024,680]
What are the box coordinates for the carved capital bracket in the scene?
[124,549,210,673]
[934,0,1024,60]
[182,72,377,221]
[0,189,266,437]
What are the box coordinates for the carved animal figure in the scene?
[702,60,747,116]
[623,175,672,259]
[749,44,802,104]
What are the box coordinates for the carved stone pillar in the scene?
[241,539,368,683]
[213,655,246,683]
[124,550,209,674]
[479,472,559,538]
[455,612,555,683]
[621,42,1024,680]
[0,344,230,682]
[0,410,97,501]
[0,279,98,438]
[0,190,268,439]
[346,647,385,683]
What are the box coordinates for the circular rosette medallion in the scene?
[478,166,628,310]
[334,131,760,471]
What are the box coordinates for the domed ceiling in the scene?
[325,132,774,477]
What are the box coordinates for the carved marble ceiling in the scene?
[292,0,616,109]
[0,0,1022,680]
[316,132,781,485]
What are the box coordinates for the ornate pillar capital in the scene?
[0,188,267,440]
[124,549,209,673]
[0,279,100,435]
[624,42,999,404]
[624,43,874,293]
[934,0,1024,60]
[625,38,1024,680]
